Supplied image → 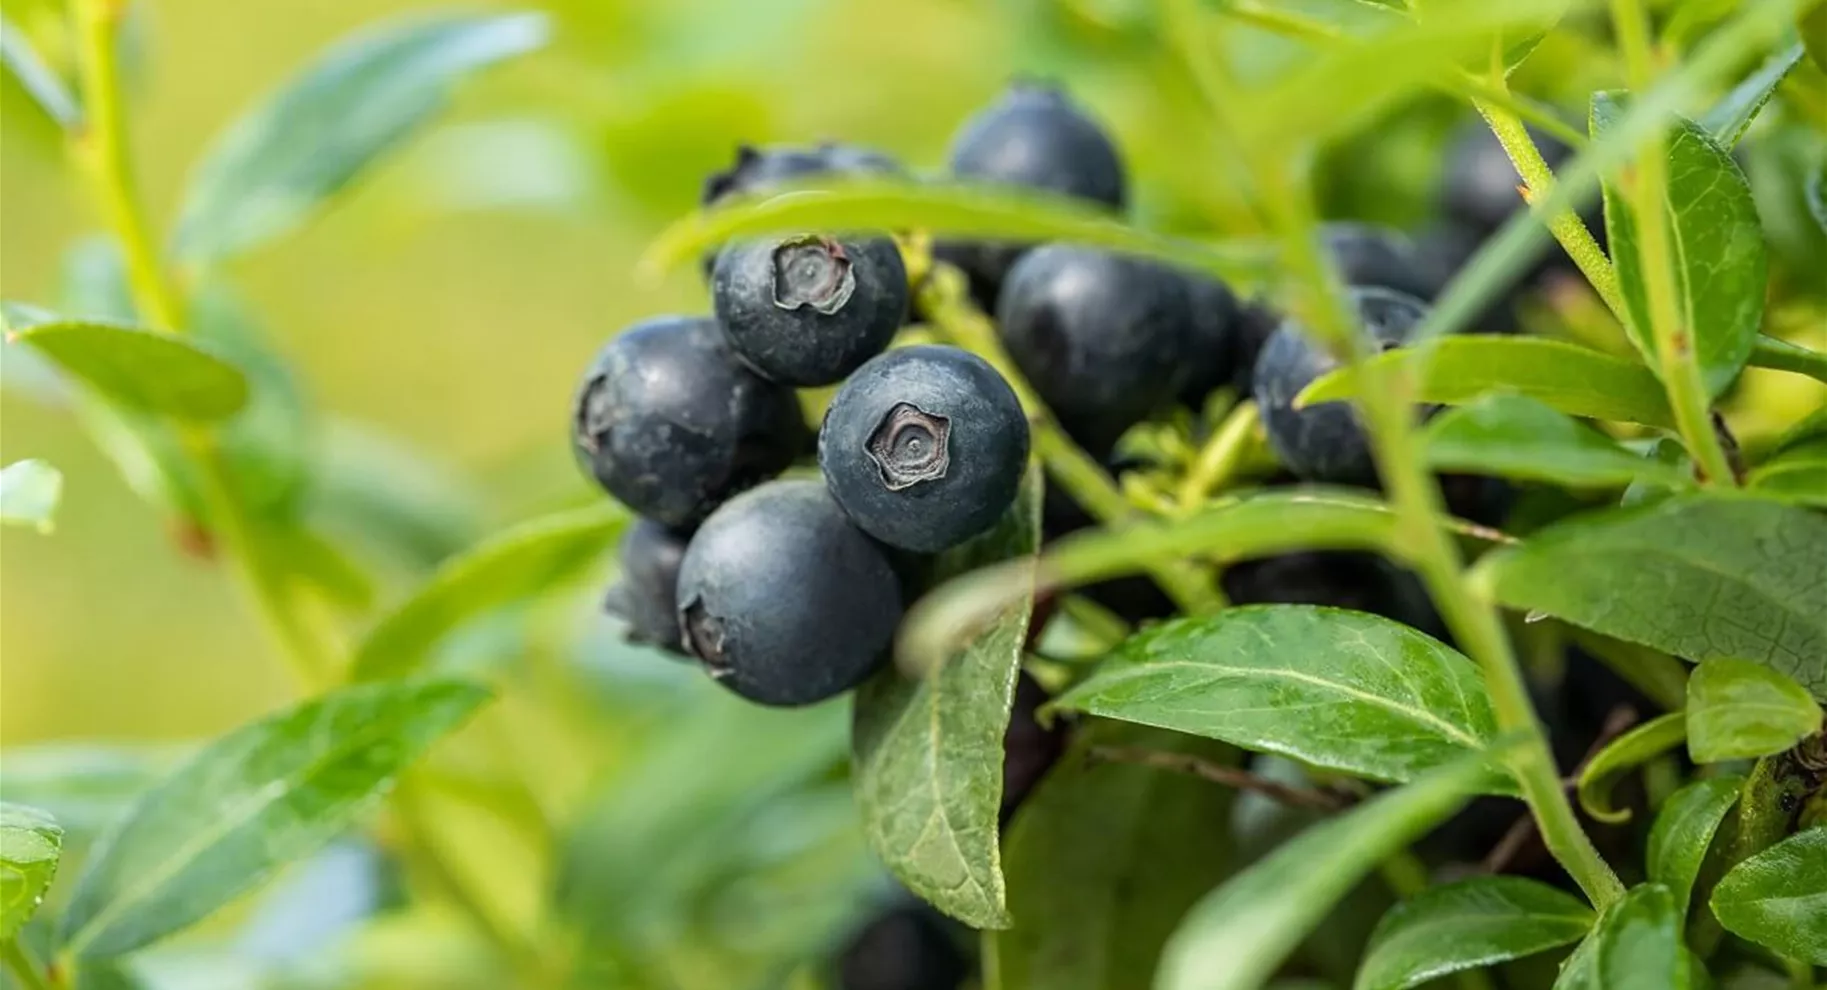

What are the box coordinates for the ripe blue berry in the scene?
[1322,222,1436,301]
[675,480,903,706]
[996,245,1197,453]
[712,234,908,386]
[572,316,805,528]
[820,345,1029,553]
[602,519,689,655]
[936,83,1127,310]
[1252,287,1431,485]
[1178,270,1242,405]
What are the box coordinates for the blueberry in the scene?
[996,245,1197,453]
[1322,223,1437,302]
[820,345,1029,553]
[711,234,908,386]
[1252,287,1431,485]
[936,83,1127,311]
[602,519,689,655]
[572,316,805,528]
[701,142,901,208]
[1225,296,1285,396]
[835,901,970,990]
[675,480,902,706]
[1177,270,1242,406]
[1002,672,1066,822]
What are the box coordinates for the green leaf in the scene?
[1749,457,1827,508]
[1687,659,1823,763]
[1556,884,1689,990]
[0,13,78,128]
[1054,606,1509,791]
[1356,876,1595,990]
[12,320,249,422]
[58,679,490,958]
[852,466,1042,930]
[1646,775,1743,917]
[1423,394,1693,490]
[1710,828,1827,965]
[172,13,550,264]
[349,503,625,681]
[1473,495,1827,700]
[1576,713,1686,824]
[1155,752,1501,990]
[1748,334,1827,386]
[0,744,186,846]
[900,487,1509,674]
[988,723,1233,990]
[1701,43,1806,147]
[640,180,1270,285]
[1,802,64,940]
[1296,337,1675,427]
[0,459,63,532]
[1593,92,1767,398]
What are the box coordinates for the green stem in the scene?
[1176,399,1261,510]
[914,268,1224,613]
[1474,99,1628,322]
[1,941,55,990]
[1608,0,1737,486]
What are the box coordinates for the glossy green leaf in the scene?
[1701,43,1805,147]
[1054,606,1509,791]
[172,13,550,264]
[1593,92,1766,398]
[989,723,1232,990]
[900,487,1509,673]
[1576,713,1686,824]
[1474,496,1827,699]
[1646,775,1743,916]
[1356,876,1594,990]
[1,802,63,940]
[0,13,78,127]
[12,320,249,421]
[1748,334,1827,385]
[1711,828,1827,965]
[852,466,1042,930]
[349,503,625,680]
[0,459,62,532]
[1156,752,1501,990]
[1555,884,1689,990]
[1687,659,1822,763]
[641,180,1269,284]
[59,679,490,958]
[1423,394,1692,489]
[1297,337,1675,427]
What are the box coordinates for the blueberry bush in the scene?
[3,1,1827,988]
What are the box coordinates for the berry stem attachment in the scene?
[915,264,1225,614]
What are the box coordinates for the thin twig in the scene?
[1485,704,1639,874]
[1090,744,1350,811]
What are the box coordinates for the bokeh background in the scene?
[4,0,1824,986]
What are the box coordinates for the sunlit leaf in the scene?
[1701,43,1805,147]
[1646,775,1742,916]
[1357,876,1594,990]
[11,320,249,422]
[1686,658,1822,763]
[0,459,63,532]
[1423,394,1692,489]
[1711,828,1827,965]
[1,802,63,940]
[60,679,490,958]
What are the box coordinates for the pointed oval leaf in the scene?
[1646,775,1743,917]
[1575,713,1686,824]
[1357,876,1595,990]
[989,723,1232,990]
[641,180,1269,284]
[0,14,79,128]
[172,13,551,264]
[1,802,64,940]
[1474,496,1827,699]
[12,321,249,421]
[853,467,1042,930]
[1556,884,1688,990]
[350,503,625,681]
[1686,658,1823,763]
[0,459,63,532]
[1297,337,1675,427]
[1054,606,1510,792]
[1156,752,1501,990]
[1423,394,1693,489]
[1710,828,1827,965]
[58,679,491,958]
[1593,92,1767,398]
